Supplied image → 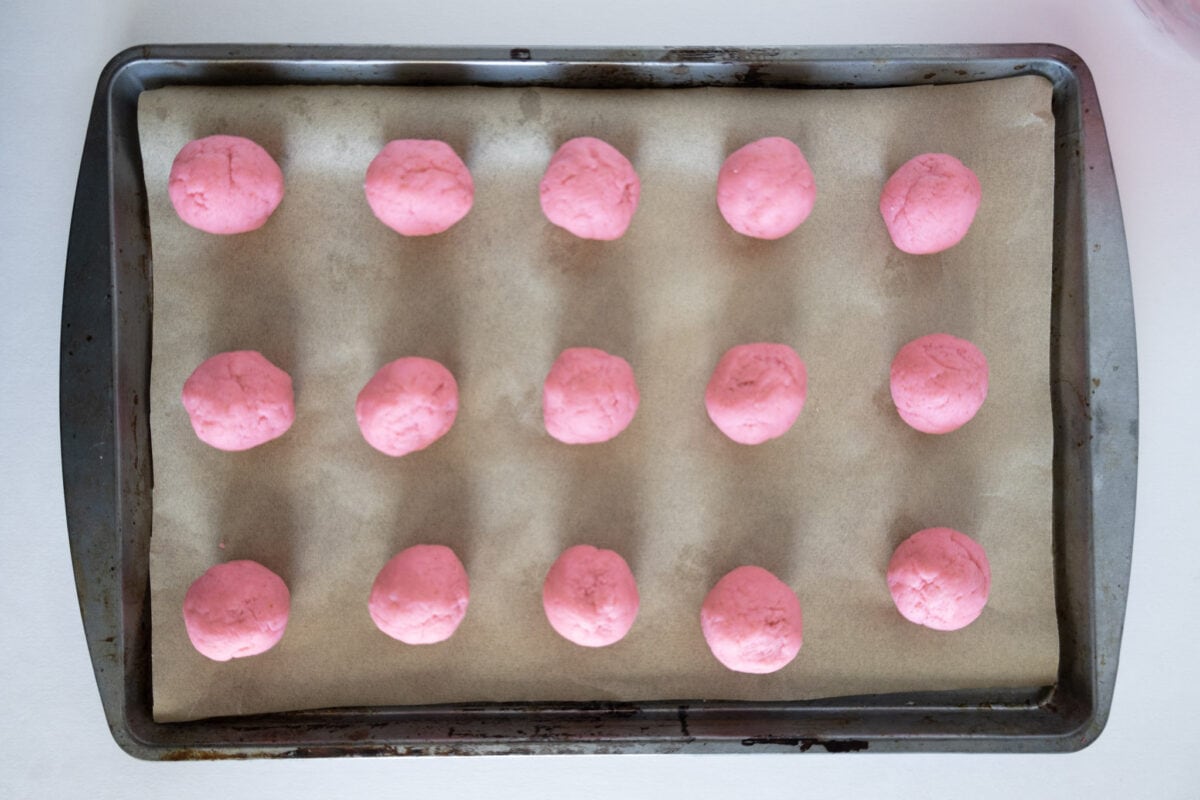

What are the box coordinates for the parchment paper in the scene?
[142,76,1058,722]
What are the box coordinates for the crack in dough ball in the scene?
[181,350,295,452]
[364,139,474,236]
[356,357,459,457]
[889,333,988,434]
[543,347,640,444]
[887,527,991,631]
[168,135,284,234]
[542,545,640,647]
[705,343,807,445]
[539,137,641,240]
[183,560,290,662]
[879,153,981,254]
[701,565,803,674]
[717,137,817,239]
[368,544,470,645]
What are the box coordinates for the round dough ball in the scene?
[356,357,458,457]
[364,139,474,236]
[542,545,640,647]
[168,135,284,234]
[887,527,991,631]
[539,137,641,240]
[705,343,807,445]
[879,153,981,254]
[890,333,988,434]
[543,347,640,444]
[717,137,817,239]
[701,565,803,674]
[181,350,295,452]
[368,544,470,644]
[183,560,290,662]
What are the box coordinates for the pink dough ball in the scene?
[539,137,641,240]
[181,350,295,452]
[542,545,640,647]
[183,560,290,662]
[700,565,803,674]
[887,527,991,631]
[368,544,470,644]
[717,136,817,239]
[356,357,459,457]
[705,343,807,445]
[890,333,988,434]
[879,153,981,254]
[168,135,284,234]
[542,347,640,444]
[364,139,475,236]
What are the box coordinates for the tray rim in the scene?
[59,42,1137,759]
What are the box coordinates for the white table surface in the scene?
[2,1,1196,797]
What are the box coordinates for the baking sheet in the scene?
[141,76,1058,723]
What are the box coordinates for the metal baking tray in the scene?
[60,44,1137,759]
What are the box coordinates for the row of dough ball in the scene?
[167,134,981,252]
[183,527,991,671]
[180,335,989,454]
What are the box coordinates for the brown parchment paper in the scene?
[142,76,1058,722]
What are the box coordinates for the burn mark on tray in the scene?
[663,47,782,63]
[741,737,869,752]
